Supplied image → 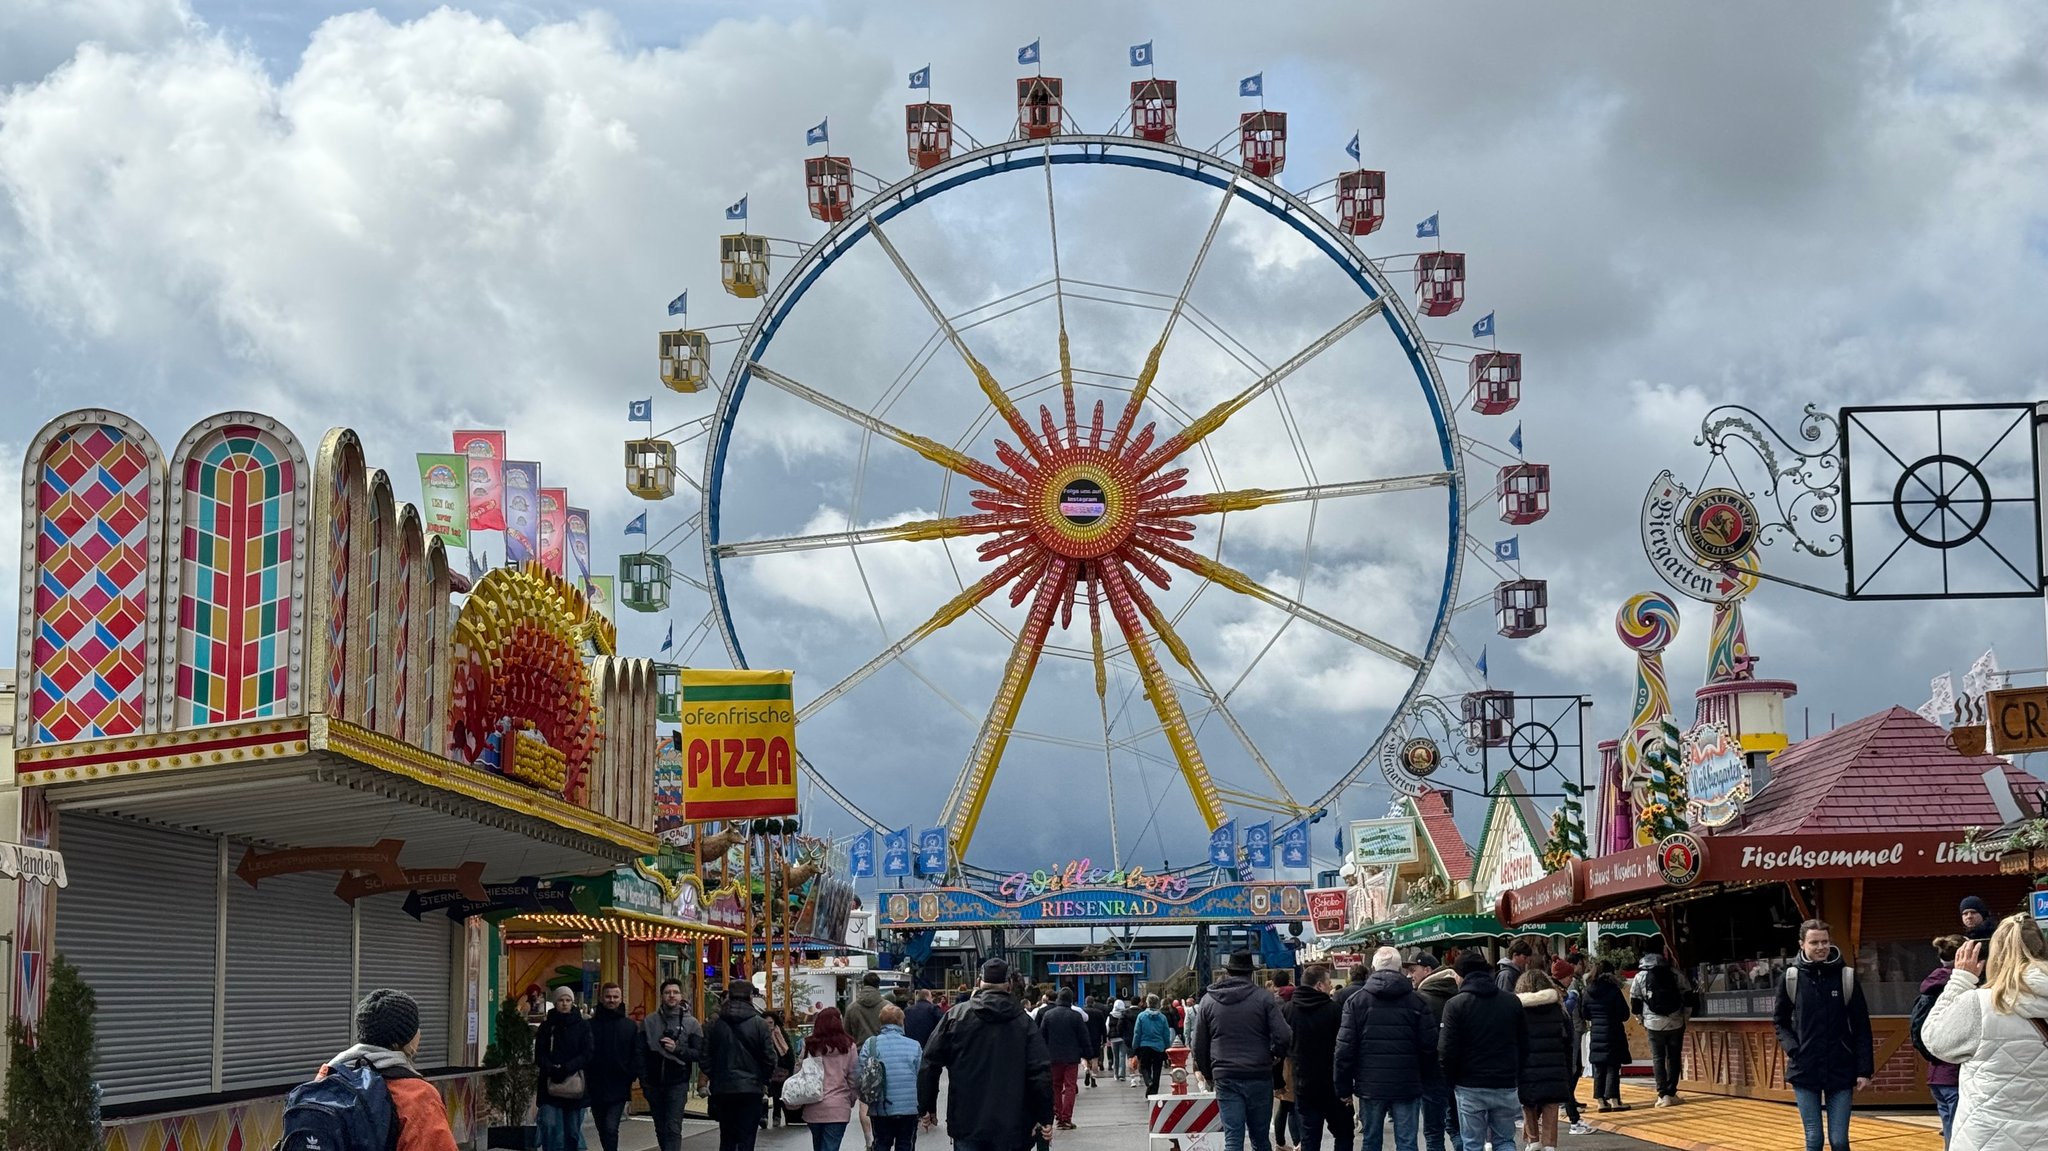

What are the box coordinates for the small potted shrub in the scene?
[483,996,539,1150]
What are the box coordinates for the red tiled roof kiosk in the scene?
[1501,707,2043,1105]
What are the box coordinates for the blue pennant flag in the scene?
[625,512,647,536]
[666,290,687,317]
[1129,41,1153,68]
[917,828,948,875]
[882,829,912,877]
[629,397,652,423]
[1509,421,1524,454]
[1345,132,1361,162]
[1018,39,1041,66]
[1279,821,1310,869]
[1477,645,1490,681]
[806,119,828,146]
[908,64,931,90]
[1494,536,1520,563]
[1208,820,1237,868]
[1239,72,1263,98]
[1332,813,1346,856]
[1245,821,1273,869]
[1472,311,1496,339]
[725,195,748,221]
[659,622,673,652]
[1417,212,1440,238]
[849,830,875,878]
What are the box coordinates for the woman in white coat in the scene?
[1922,914,2048,1151]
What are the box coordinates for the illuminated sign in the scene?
[997,859,1192,901]
[881,882,1309,928]
[1683,721,1751,828]
[1044,959,1148,976]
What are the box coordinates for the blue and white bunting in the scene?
[908,65,931,91]
[1416,212,1440,238]
[1129,41,1153,68]
[1239,72,1263,98]
[625,512,647,536]
[1208,821,1237,868]
[1495,536,1520,563]
[1345,132,1361,162]
[1018,39,1041,66]
[666,290,687,317]
[1472,311,1496,339]
[725,195,748,222]
[849,830,875,878]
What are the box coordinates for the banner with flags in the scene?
[917,828,948,875]
[1279,821,1309,869]
[538,488,569,576]
[501,461,541,562]
[1208,820,1237,868]
[567,507,592,578]
[850,830,876,878]
[1245,821,1273,870]
[454,430,507,531]
[584,575,615,624]
[883,830,912,877]
[416,453,469,548]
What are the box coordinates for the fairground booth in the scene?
[1503,706,2042,1104]
[8,410,660,1151]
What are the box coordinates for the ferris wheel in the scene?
[620,53,1549,869]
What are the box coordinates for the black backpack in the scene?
[1909,987,1942,1065]
[1642,964,1683,1017]
[275,1060,397,1151]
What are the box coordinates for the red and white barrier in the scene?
[1149,1093,1221,1138]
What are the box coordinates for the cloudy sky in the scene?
[5,0,2048,875]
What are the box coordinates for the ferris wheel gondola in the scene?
[622,49,1553,867]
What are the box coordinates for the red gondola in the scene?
[906,103,953,170]
[1018,77,1064,139]
[1415,251,1466,317]
[1499,463,1550,525]
[1239,111,1286,178]
[1130,79,1177,143]
[1470,351,1521,415]
[805,156,853,224]
[1495,579,1548,638]
[1463,689,1514,748]
[1336,170,1385,236]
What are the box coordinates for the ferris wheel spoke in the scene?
[1113,177,1240,450]
[1154,472,1456,518]
[865,214,1042,457]
[715,511,1020,559]
[1097,560,1228,830]
[1135,537,1425,672]
[795,549,1043,724]
[746,361,1023,494]
[1134,297,1391,476]
[944,557,1074,857]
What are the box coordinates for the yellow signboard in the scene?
[680,669,797,821]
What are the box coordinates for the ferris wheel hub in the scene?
[1033,452,1140,560]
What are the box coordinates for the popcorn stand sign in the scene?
[680,669,798,820]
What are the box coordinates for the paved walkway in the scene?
[1579,1081,1944,1151]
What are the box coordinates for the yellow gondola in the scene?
[624,438,677,500]
[660,329,711,393]
[721,234,769,299]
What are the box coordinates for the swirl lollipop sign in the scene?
[1612,593,1689,846]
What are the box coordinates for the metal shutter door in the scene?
[223,867,354,1089]
[56,817,218,1105]
[358,899,454,1067]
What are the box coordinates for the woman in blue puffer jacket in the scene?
[1132,995,1174,1094]
[858,1003,925,1151]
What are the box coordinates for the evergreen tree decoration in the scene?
[481,996,536,1128]
[3,955,100,1151]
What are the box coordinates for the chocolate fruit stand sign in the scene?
[1308,887,1349,935]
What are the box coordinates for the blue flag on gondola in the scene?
[625,511,647,536]
[667,290,687,317]
[1472,311,1496,339]
[1510,421,1524,454]
[1417,212,1439,238]
[1130,41,1153,68]
[1477,645,1490,681]
[725,195,748,221]
[918,828,948,875]
[909,64,930,90]
[1018,39,1041,66]
[629,398,651,423]
[1239,73,1263,98]
[1209,820,1236,868]
[659,622,673,652]
[883,829,912,877]
[1245,821,1273,869]
[1495,536,1520,563]
[850,830,875,878]
[806,119,828,146]
[1345,132,1360,162]
[1279,822,1309,869]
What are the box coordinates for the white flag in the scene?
[1918,672,1955,726]
[1962,649,2002,701]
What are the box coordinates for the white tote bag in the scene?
[781,1054,827,1108]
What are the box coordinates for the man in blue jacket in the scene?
[861,1003,924,1151]
[1193,951,1292,1151]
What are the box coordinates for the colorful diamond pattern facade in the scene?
[31,423,154,743]
[326,455,350,717]
[176,427,297,727]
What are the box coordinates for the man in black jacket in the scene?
[701,980,780,1151]
[1438,952,1526,1151]
[1285,965,1350,1151]
[586,983,643,1151]
[1039,988,1093,1129]
[1193,951,1292,1151]
[1334,948,1436,1151]
[1407,956,1460,1151]
[1332,963,1371,1015]
[905,989,944,1046]
[1772,920,1872,1151]
[919,959,1054,1151]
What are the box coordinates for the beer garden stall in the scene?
[1502,707,2043,1104]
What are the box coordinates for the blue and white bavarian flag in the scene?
[850,830,875,878]
[1245,821,1273,869]
[1130,41,1153,68]
[659,622,673,652]
[1495,536,1520,563]
[1472,311,1496,339]
[1279,821,1310,869]
[1018,39,1041,66]
[1345,132,1361,162]
[725,195,748,221]
[806,119,828,146]
[1510,421,1524,454]
[667,290,687,317]
[1239,72,1263,98]
[1477,645,1490,680]
[1416,212,1439,238]
[1209,820,1237,868]
[908,65,931,90]
[917,828,948,875]
[628,398,652,423]
[882,829,912,877]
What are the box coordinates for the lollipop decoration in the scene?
[1611,593,1689,846]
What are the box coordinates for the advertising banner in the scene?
[454,430,506,531]
[918,828,948,874]
[538,487,568,576]
[1307,887,1349,935]
[583,575,615,624]
[567,506,592,579]
[502,461,541,563]
[653,742,681,833]
[679,669,797,821]
[883,830,912,877]
[1351,818,1419,867]
[416,453,470,548]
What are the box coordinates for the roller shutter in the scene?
[359,897,455,1067]
[222,867,354,1090]
[56,817,218,1105]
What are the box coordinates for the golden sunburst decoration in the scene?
[448,562,605,796]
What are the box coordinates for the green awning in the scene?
[1363,911,1661,947]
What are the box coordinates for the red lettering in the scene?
[768,738,793,786]
[744,737,768,785]
[722,738,745,786]
[687,738,712,786]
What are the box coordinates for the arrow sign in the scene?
[336,862,488,904]
[411,876,550,921]
[237,839,406,888]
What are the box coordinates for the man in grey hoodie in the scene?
[846,971,887,1044]
[641,978,701,1151]
[1193,951,1292,1151]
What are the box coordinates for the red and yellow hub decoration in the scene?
[449,563,613,798]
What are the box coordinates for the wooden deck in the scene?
[1581,1082,1943,1151]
